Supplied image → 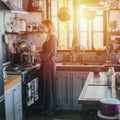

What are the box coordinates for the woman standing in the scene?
[39,20,58,115]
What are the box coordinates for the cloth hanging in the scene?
[26,78,39,107]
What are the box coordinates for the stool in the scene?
[97,111,119,120]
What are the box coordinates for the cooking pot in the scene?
[100,98,120,116]
[32,0,43,11]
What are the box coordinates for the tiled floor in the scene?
[25,110,84,120]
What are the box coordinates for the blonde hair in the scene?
[41,20,55,35]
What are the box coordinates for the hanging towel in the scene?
[26,77,39,107]
[31,79,35,105]
[26,82,32,107]
[34,78,39,101]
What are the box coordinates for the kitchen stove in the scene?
[6,63,40,75]
[5,63,40,120]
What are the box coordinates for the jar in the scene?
[26,23,33,32]
[20,19,26,32]
[6,22,12,32]
[32,22,39,31]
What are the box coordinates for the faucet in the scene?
[71,44,84,64]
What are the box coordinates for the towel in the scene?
[26,77,39,107]
[26,82,32,106]
[34,78,39,101]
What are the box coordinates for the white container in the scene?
[6,22,12,32]
[20,19,26,32]
[107,67,115,88]
[26,23,33,32]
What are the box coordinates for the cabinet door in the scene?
[56,71,72,110]
[72,72,88,110]
[13,81,22,120]
[5,81,22,120]
[5,87,14,120]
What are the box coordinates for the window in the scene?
[51,0,105,50]
[51,0,73,50]
[79,8,104,50]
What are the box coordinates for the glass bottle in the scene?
[107,67,115,88]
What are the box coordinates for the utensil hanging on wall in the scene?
[83,8,96,20]
[57,6,72,22]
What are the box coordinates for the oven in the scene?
[5,63,40,118]
[22,65,40,113]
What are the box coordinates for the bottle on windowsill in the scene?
[107,67,115,88]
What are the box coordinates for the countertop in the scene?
[4,75,21,91]
[78,72,120,104]
[56,63,120,71]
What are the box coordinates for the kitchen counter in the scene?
[78,72,120,104]
[56,63,120,71]
[4,75,21,91]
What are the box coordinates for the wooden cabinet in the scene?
[56,71,72,110]
[72,72,88,110]
[55,71,88,110]
[5,81,22,120]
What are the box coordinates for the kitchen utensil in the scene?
[57,6,71,22]
[32,0,43,11]
[100,98,120,116]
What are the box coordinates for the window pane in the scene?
[51,1,104,50]
[93,16,103,31]
[80,18,87,31]
[59,22,68,50]
[80,32,88,49]
[93,32,103,49]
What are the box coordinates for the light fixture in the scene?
[57,7,72,22]
[83,8,96,20]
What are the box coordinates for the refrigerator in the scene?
[0,33,6,120]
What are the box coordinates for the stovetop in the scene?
[6,63,40,75]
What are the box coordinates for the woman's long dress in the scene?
[39,34,57,113]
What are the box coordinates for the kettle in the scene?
[32,0,43,11]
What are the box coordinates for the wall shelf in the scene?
[109,32,120,36]
[5,31,43,35]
